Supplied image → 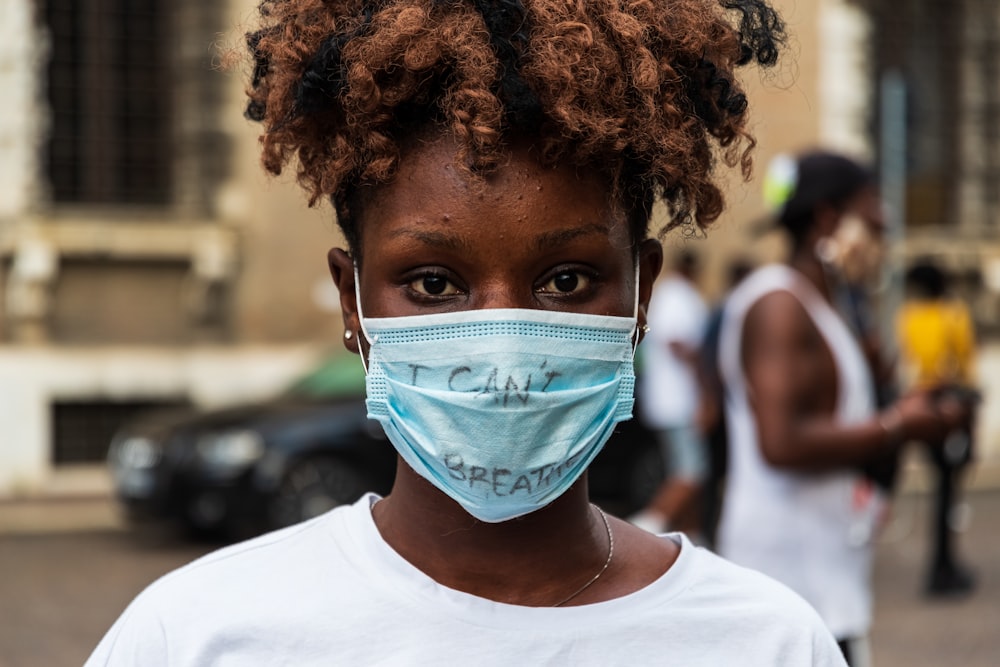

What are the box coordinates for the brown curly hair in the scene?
[245,0,784,251]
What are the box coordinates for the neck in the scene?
[372,460,610,606]
[789,245,832,302]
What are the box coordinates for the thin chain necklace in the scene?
[552,505,615,607]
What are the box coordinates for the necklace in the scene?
[552,505,615,607]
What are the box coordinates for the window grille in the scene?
[42,0,172,205]
[872,0,1000,230]
[51,399,189,464]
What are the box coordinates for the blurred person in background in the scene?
[631,250,710,539]
[696,257,755,549]
[898,259,980,597]
[812,182,902,508]
[716,150,969,665]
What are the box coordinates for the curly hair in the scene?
[245,0,784,251]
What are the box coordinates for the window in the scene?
[872,0,1000,230]
[52,399,189,464]
[42,0,172,205]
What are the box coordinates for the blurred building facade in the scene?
[0,0,997,495]
[0,0,345,494]
[869,0,1000,336]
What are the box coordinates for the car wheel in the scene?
[269,457,372,529]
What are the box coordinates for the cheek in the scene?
[356,279,403,320]
[605,258,640,317]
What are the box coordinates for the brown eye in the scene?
[539,271,589,295]
[410,274,458,296]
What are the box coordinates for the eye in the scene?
[409,273,460,297]
[538,270,591,295]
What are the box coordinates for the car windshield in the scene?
[283,352,367,400]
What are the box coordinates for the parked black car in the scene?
[109,354,663,539]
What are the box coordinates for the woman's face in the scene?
[329,133,661,346]
[819,186,887,285]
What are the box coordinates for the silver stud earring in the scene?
[344,330,354,341]
[641,324,651,334]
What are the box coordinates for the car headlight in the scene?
[113,436,162,469]
[196,429,266,470]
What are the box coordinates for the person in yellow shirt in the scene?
[897,259,979,596]
[898,268,975,389]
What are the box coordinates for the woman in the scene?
[716,151,969,665]
[898,259,979,596]
[88,1,846,664]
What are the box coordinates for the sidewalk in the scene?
[0,465,124,535]
[0,495,125,535]
[871,487,999,667]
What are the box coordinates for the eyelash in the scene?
[535,267,599,297]
[403,270,463,301]
[402,266,601,302]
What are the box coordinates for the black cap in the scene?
[761,150,875,240]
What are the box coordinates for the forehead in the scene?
[354,134,631,254]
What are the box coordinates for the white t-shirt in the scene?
[640,274,709,428]
[87,495,846,666]
[716,265,881,640]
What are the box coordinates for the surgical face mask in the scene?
[815,212,885,285]
[354,269,638,523]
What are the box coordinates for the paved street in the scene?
[0,523,212,667]
[0,489,997,667]
[869,488,1000,666]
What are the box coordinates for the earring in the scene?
[344,330,354,341]
[641,324,651,334]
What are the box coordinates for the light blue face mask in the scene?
[354,269,639,523]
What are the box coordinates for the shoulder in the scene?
[142,515,333,609]
[725,266,799,323]
[618,536,845,665]
[86,503,363,666]
[746,288,806,322]
[686,545,819,612]
[150,508,339,591]
[741,288,816,353]
[718,268,812,384]
[676,544,844,660]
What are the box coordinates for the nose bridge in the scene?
[473,270,537,311]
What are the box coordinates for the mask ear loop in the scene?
[630,258,642,359]
[353,263,375,374]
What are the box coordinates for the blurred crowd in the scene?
[633,149,980,666]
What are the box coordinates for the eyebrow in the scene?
[391,228,471,252]
[533,223,612,251]
[390,222,612,252]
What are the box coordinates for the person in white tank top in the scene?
[716,151,970,666]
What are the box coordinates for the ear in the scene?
[328,248,361,354]
[636,238,663,345]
